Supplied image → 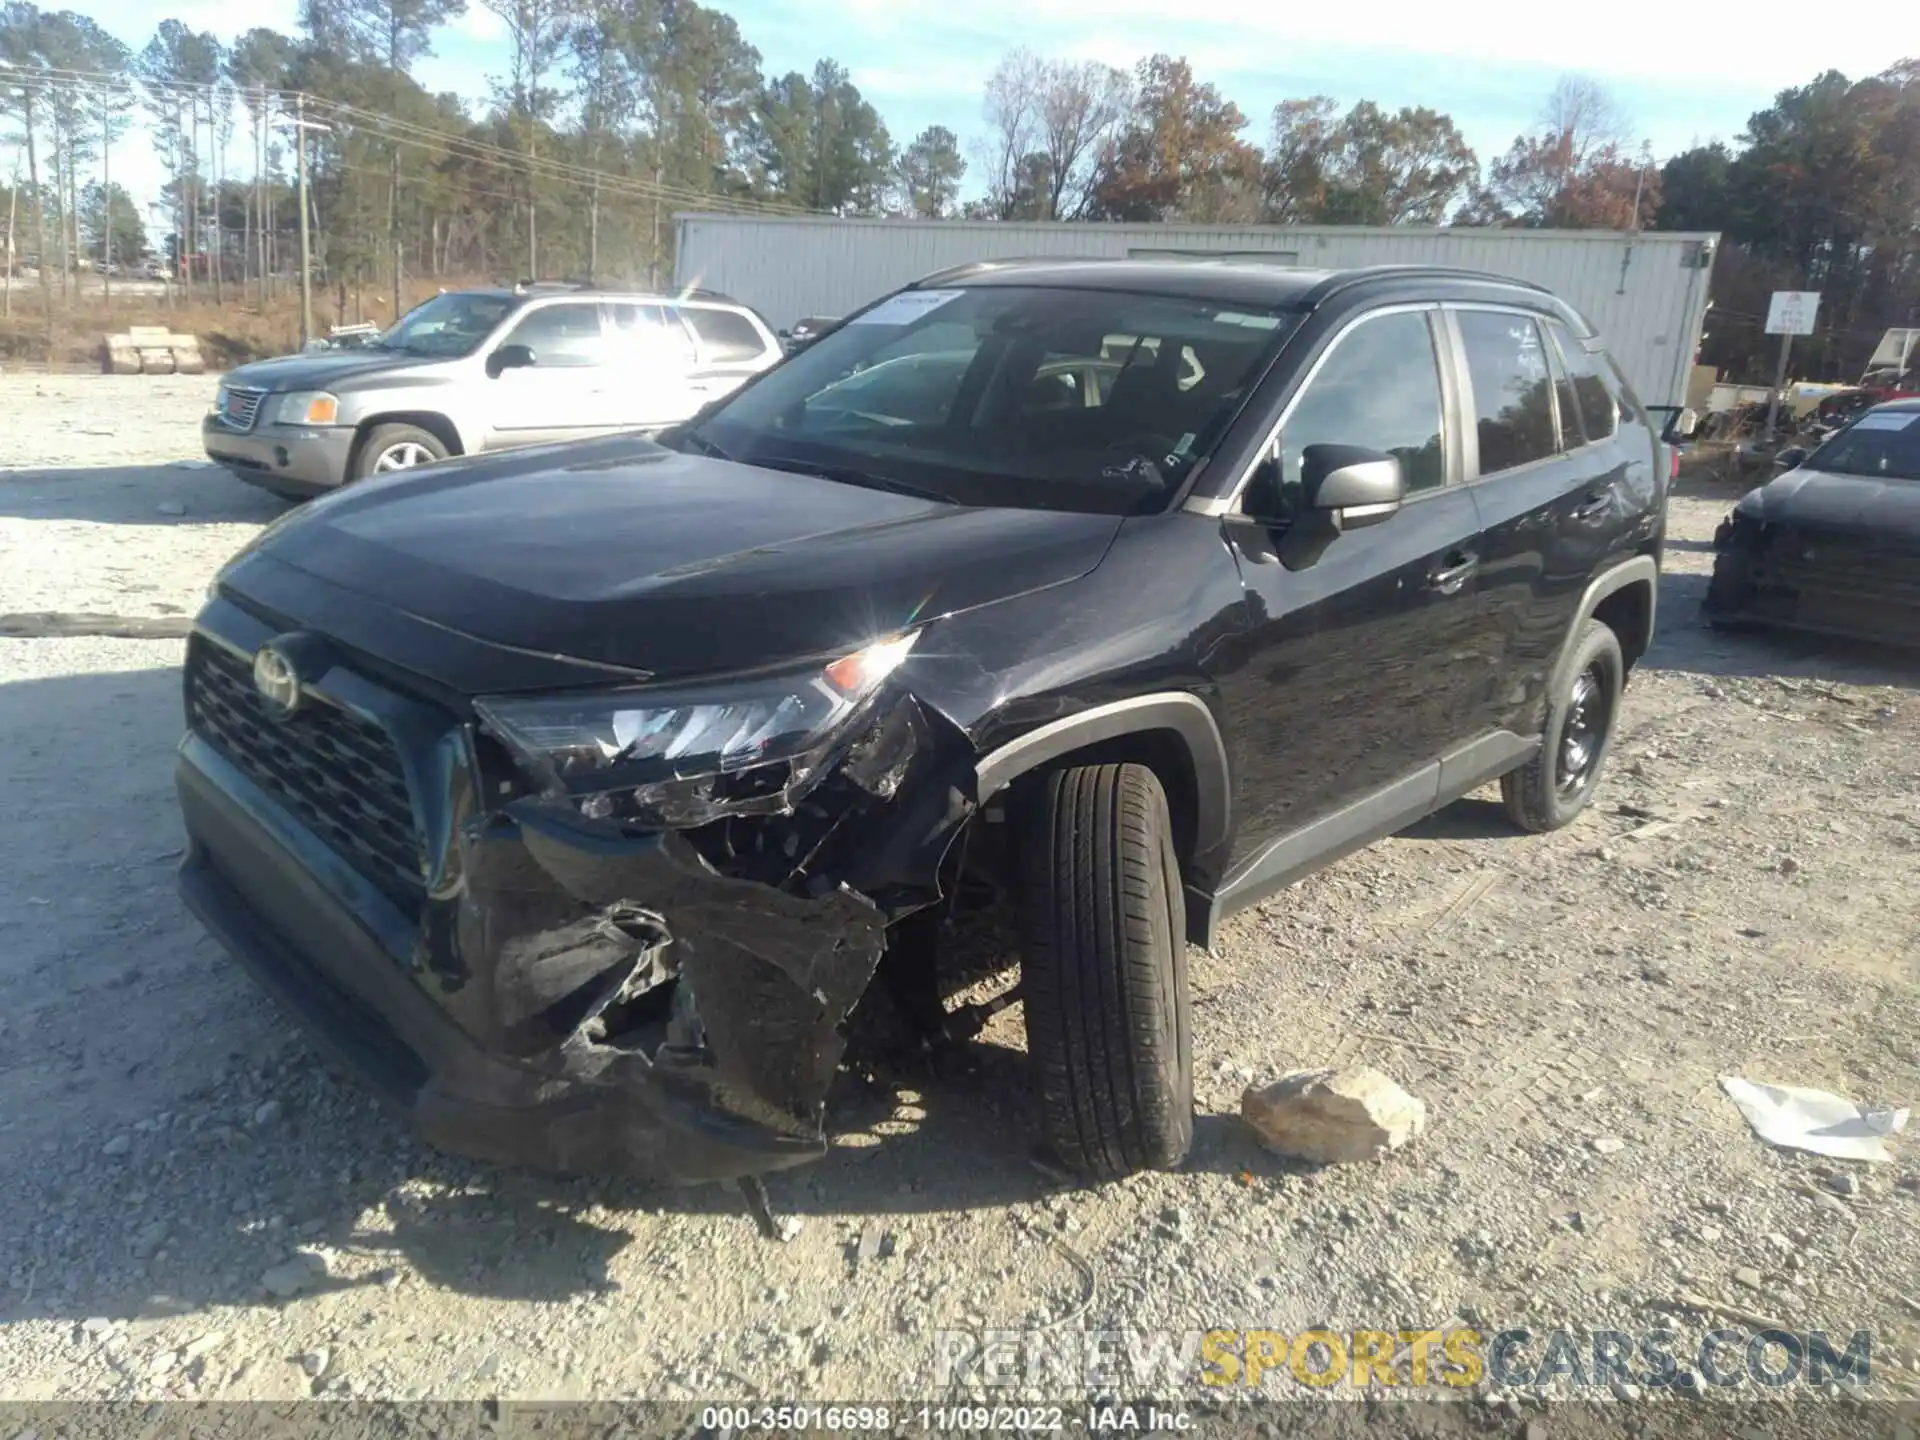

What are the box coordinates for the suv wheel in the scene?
[353,423,449,481]
[1016,762,1193,1181]
[1502,617,1624,833]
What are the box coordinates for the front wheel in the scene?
[1502,617,1625,833]
[352,423,449,481]
[1016,762,1193,1181]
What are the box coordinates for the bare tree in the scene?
[978,47,1044,219]
[1038,59,1130,219]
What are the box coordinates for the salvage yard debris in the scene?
[1720,1076,1909,1163]
[1241,1066,1426,1164]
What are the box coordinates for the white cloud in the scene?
[449,7,506,44]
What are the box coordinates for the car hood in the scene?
[1735,465,1920,534]
[225,434,1124,686]
[221,349,424,392]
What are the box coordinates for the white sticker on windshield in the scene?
[1850,412,1919,431]
[848,289,966,326]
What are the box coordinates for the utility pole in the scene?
[295,92,313,348]
[101,99,112,307]
[4,161,16,319]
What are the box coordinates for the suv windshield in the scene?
[1810,410,1920,480]
[376,291,519,359]
[684,285,1299,513]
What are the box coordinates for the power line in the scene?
[8,64,818,217]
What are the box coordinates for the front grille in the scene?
[185,637,427,908]
[217,386,266,432]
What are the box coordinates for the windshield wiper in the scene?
[676,427,734,462]
[750,455,954,504]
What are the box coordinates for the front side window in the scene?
[687,286,1299,514]
[377,291,518,358]
[1277,310,1447,498]
[1456,310,1559,474]
[684,306,770,364]
[500,302,607,369]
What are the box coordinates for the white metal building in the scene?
[673,215,1719,408]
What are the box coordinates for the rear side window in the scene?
[1546,322,1618,442]
[1455,310,1557,474]
[608,303,697,366]
[684,307,770,364]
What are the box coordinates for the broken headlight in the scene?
[473,632,920,827]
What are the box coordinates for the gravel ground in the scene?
[2,374,1917,1414]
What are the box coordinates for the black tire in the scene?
[1502,617,1625,833]
[351,423,449,482]
[1017,762,1193,1181]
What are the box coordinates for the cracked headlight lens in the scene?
[474,631,920,824]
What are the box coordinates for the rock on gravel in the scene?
[261,1251,327,1299]
[1241,1066,1426,1163]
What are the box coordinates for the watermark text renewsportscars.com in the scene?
[934,1326,1874,1393]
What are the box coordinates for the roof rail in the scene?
[1299,264,1554,307]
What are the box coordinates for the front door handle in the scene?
[1571,491,1611,521]
[1427,554,1478,595]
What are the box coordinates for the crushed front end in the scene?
[174,596,973,1183]
[1706,508,1920,646]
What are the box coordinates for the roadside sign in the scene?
[1765,291,1820,336]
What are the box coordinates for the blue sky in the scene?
[34,0,1920,213]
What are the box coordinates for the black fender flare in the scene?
[972,693,1232,857]
[1550,555,1658,701]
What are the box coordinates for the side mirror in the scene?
[777,328,791,340]
[1303,444,1404,530]
[1675,408,1699,439]
[488,343,535,377]
[1774,446,1808,472]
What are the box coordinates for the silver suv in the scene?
[203,283,783,497]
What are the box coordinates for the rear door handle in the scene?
[1427,554,1478,594]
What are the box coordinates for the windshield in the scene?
[681,285,1299,513]
[377,291,520,358]
[1809,410,1920,480]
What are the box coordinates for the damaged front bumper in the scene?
[1706,515,1920,646]
[174,609,969,1184]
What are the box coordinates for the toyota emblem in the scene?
[253,645,302,718]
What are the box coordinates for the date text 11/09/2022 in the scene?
[697,1407,1191,1432]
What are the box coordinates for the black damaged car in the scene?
[177,260,1667,1184]
[1706,398,1920,646]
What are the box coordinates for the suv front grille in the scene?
[185,637,427,908]
[217,386,266,431]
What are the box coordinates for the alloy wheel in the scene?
[373,442,437,472]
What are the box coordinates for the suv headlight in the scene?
[474,631,920,826]
[276,390,340,425]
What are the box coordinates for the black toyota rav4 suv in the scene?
[177,261,1666,1185]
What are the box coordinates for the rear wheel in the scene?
[1502,618,1624,833]
[1017,762,1193,1181]
[352,423,449,481]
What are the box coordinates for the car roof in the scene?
[1872,397,1920,412]
[455,284,745,306]
[914,258,1556,312]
